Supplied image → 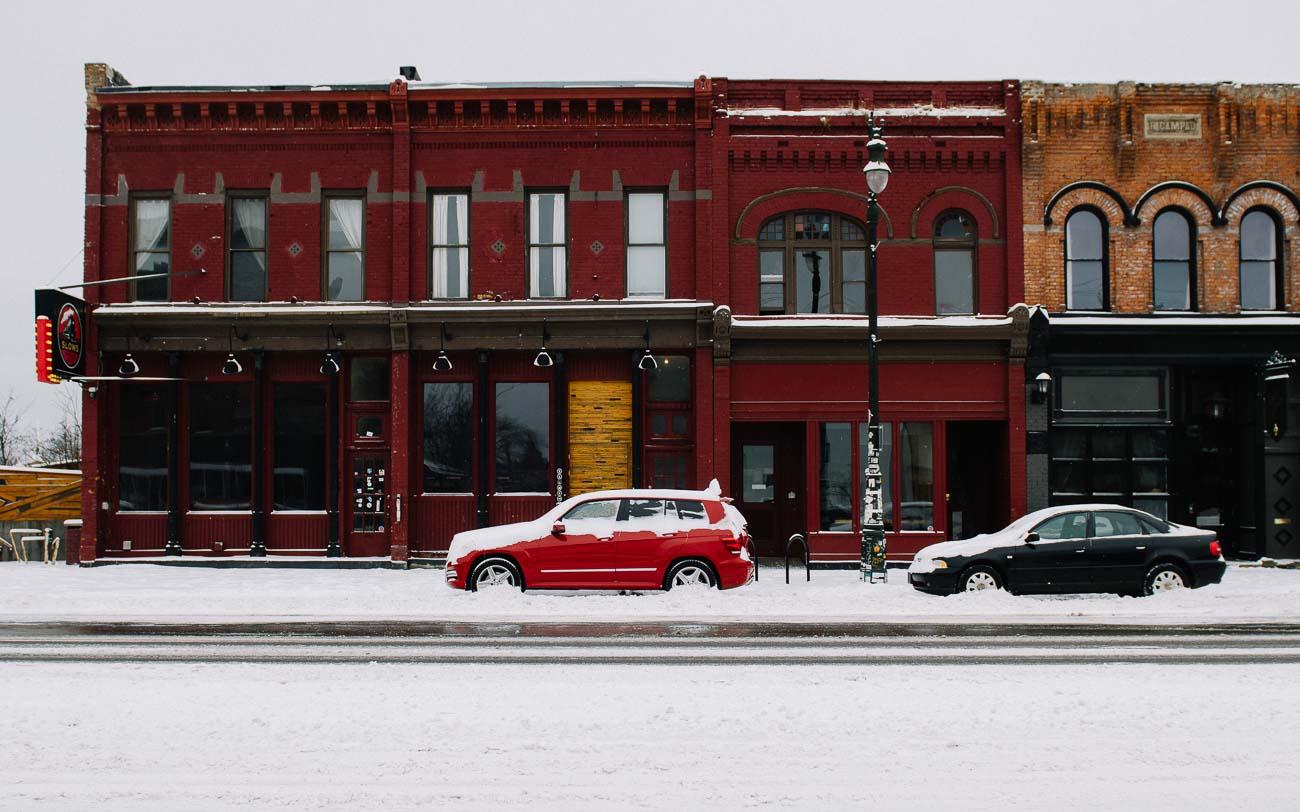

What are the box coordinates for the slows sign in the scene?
[34,289,86,382]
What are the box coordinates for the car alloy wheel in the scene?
[960,565,1002,593]
[1144,563,1187,595]
[470,557,523,592]
[665,560,716,590]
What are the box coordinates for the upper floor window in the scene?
[1065,208,1107,311]
[227,194,268,302]
[627,191,666,298]
[757,211,867,315]
[130,196,170,302]
[1152,209,1195,311]
[528,192,567,298]
[1240,209,1281,311]
[325,195,365,301]
[430,193,469,299]
[933,210,976,315]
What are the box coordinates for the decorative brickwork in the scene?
[1024,82,1300,314]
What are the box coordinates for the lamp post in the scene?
[861,118,891,583]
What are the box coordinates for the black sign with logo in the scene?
[34,289,87,380]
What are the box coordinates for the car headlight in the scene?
[931,559,949,569]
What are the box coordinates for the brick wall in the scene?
[1023,82,1300,313]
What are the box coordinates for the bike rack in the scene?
[785,533,810,584]
[747,538,758,582]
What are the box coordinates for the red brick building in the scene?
[77,64,1028,565]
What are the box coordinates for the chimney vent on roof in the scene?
[399,66,421,81]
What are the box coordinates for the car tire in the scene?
[664,559,717,590]
[958,564,1003,593]
[1142,562,1188,596]
[468,556,524,592]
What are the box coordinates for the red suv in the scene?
[444,487,753,592]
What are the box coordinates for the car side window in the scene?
[624,499,677,532]
[563,499,621,523]
[1093,511,1143,537]
[1137,516,1168,535]
[1032,512,1089,540]
[667,499,710,524]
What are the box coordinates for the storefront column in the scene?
[389,350,410,562]
[249,351,266,556]
[630,351,643,488]
[164,352,182,556]
[554,352,568,501]
[325,370,341,557]
[476,351,490,529]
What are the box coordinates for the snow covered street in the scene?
[2,561,1299,625]
[3,656,1297,810]
[3,563,1300,809]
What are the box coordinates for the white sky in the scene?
[1,0,1297,429]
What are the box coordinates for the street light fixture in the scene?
[861,118,890,583]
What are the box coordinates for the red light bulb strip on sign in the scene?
[35,315,61,383]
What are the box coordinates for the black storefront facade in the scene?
[1027,312,1300,559]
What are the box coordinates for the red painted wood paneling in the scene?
[266,512,328,552]
[182,513,252,553]
[567,353,630,381]
[411,496,477,555]
[809,530,944,564]
[489,495,552,527]
[107,514,167,553]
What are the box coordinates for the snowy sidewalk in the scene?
[2,561,1298,625]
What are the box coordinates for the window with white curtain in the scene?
[627,191,666,297]
[228,195,268,302]
[430,193,469,299]
[528,192,566,298]
[131,196,170,302]
[325,195,365,301]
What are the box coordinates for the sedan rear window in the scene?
[1093,511,1144,537]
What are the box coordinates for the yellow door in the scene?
[568,381,633,495]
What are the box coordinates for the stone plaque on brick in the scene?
[1144,114,1201,139]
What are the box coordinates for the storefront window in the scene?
[495,382,549,493]
[273,384,326,510]
[1059,373,1163,414]
[819,423,852,531]
[118,385,170,511]
[648,356,690,402]
[190,384,252,510]
[1050,427,1169,517]
[424,382,473,493]
[899,422,934,531]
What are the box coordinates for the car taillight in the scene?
[1209,539,1222,557]
[723,536,744,553]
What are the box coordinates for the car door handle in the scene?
[1135,546,1146,550]
[1074,549,1087,553]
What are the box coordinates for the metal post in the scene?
[861,119,889,583]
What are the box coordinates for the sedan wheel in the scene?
[469,557,523,592]
[959,565,1002,593]
[1143,563,1188,596]
[665,560,716,590]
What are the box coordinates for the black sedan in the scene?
[907,504,1226,596]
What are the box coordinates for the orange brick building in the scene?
[1021,82,1300,557]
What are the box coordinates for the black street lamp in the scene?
[861,118,891,583]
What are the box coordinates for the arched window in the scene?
[1065,208,1107,311]
[1152,209,1195,311]
[757,211,867,315]
[1240,209,1282,310]
[933,210,976,315]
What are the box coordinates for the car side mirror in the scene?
[551,521,566,536]
[1024,532,1039,545]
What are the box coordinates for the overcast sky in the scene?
[1,0,1297,432]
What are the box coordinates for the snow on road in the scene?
[1,562,1298,625]
[3,659,1297,810]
